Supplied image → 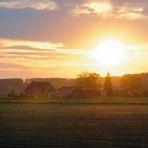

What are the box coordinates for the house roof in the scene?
[26,81,55,91]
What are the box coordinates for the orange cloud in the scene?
[72,1,112,17]
[0,39,88,69]
[72,1,146,20]
[0,38,147,78]
[0,0,57,11]
[0,39,64,50]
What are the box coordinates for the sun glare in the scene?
[90,39,127,67]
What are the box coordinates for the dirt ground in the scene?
[0,104,148,147]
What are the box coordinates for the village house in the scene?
[25,81,55,97]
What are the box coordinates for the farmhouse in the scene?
[25,81,55,97]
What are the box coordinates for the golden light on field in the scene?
[90,39,127,67]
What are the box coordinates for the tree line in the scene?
[76,72,148,96]
[76,72,113,96]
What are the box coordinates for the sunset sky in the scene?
[0,0,148,78]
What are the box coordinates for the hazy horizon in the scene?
[0,72,148,80]
[0,0,148,78]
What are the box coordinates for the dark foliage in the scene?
[76,72,101,89]
[104,73,113,96]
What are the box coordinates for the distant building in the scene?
[25,81,55,97]
[99,88,107,97]
[113,87,128,96]
[51,87,103,98]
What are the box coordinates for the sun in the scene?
[90,39,127,67]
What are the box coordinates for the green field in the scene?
[1,96,148,147]
[0,103,148,147]
[0,96,148,104]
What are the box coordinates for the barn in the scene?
[25,81,55,97]
[52,87,102,98]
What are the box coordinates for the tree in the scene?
[75,72,101,89]
[121,74,142,95]
[104,73,113,96]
